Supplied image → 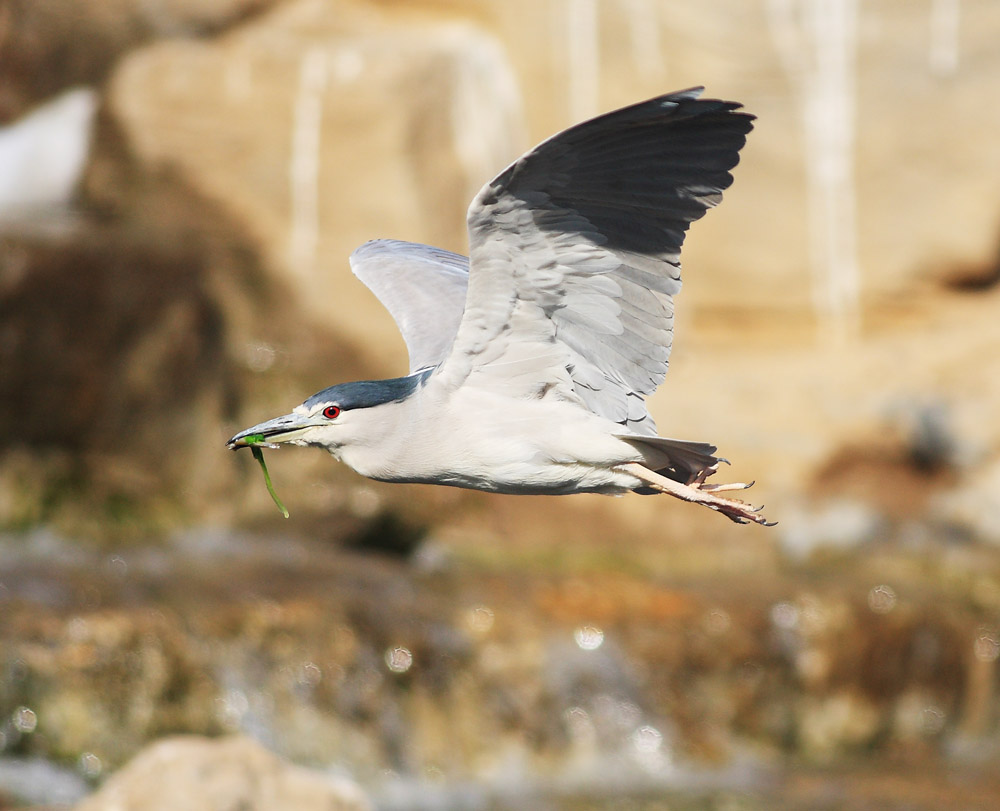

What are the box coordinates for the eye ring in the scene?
[322,405,341,420]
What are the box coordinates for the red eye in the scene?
[322,405,341,420]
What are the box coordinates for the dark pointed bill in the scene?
[227,414,313,519]
[226,413,317,450]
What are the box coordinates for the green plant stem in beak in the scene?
[251,445,289,518]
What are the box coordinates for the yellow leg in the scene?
[615,463,774,526]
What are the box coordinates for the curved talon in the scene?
[708,499,769,526]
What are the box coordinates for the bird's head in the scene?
[226,374,427,455]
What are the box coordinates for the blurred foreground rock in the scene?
[1,530,998,793]
[74,735,371,811]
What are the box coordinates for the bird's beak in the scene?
[226,412,319,450]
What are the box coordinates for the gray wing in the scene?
[349,239,470,374]
[431,88,754,434]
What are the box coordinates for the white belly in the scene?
[339,387,646,495]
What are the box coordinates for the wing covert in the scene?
[349,239,470,373]
[431,88,753,434]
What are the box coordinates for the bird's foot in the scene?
[616,463,774,526]
[698,480,754,493]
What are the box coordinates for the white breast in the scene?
[344,383,645,495]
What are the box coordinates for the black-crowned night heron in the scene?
[228,88,771,525]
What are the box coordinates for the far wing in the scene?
[431,88,754,434]
[349,239,470,374]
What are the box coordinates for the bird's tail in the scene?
[615,435,723,492]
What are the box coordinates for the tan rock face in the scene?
[101,0,527,372]
[95,0,1000,371]
[74,735,372,811]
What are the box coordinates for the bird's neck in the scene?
[333,396,415,480]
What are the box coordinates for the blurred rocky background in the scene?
[2,0,1000,808]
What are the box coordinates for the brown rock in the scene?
[0,0,281,122]
[73,735,372,811]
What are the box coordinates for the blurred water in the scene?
[0,756,89,806]
[371,754,764,811]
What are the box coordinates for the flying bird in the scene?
[229,88,770,525]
